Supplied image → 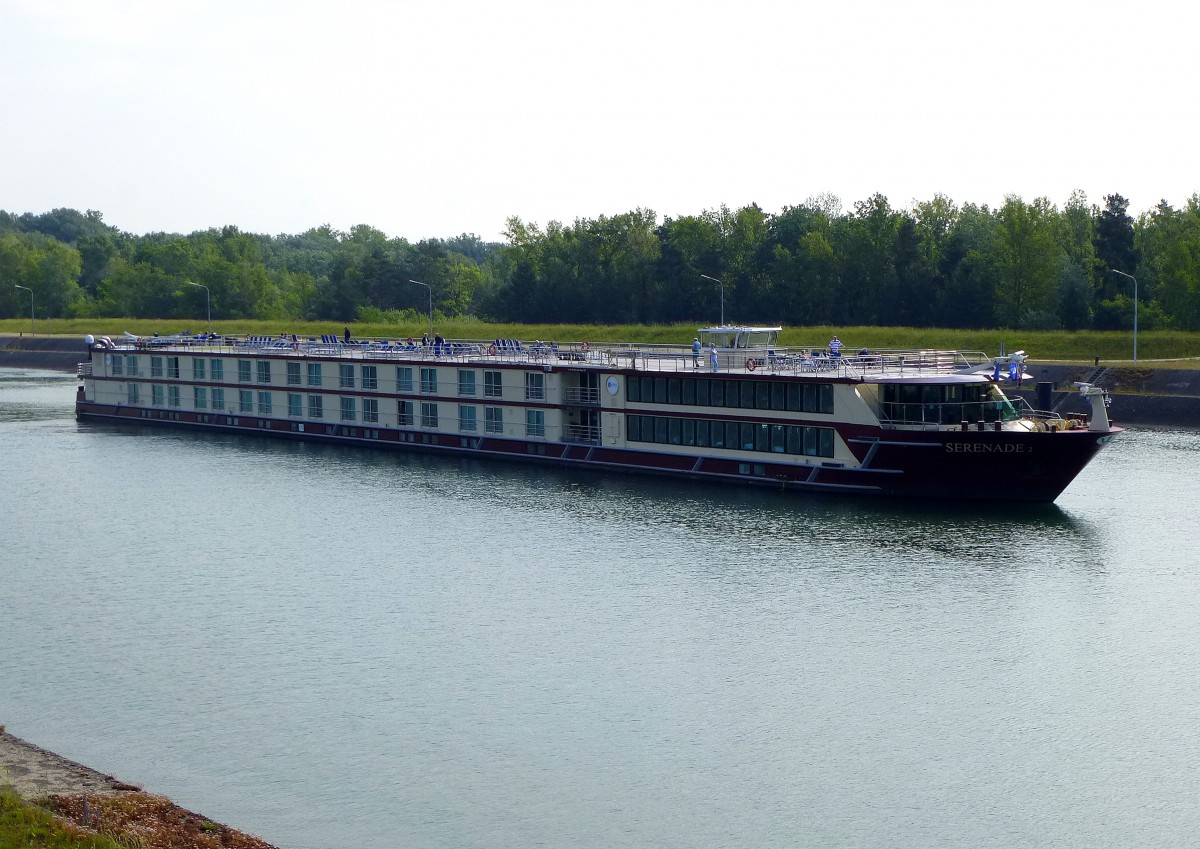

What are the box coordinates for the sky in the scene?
[1,0,1196,243]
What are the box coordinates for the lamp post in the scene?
[408,279,434,340]
[14,285,33,335]
[699,274,725,326]
[185,281,212,338]
[1109,269,1138,363]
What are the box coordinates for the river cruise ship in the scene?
[75,327,1120,502]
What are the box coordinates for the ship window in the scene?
[240,390,253,413]
[525,372,544,400]
[710,421,725,449]
[286,362,301,385]
[167,357,180,380]
[193,358,206,380]
[804,427,818,456]
[362,398,378,423]
[307,363,322,386]
[626,377,640,403]
[397,367,413,392]
[525,409,545,437]
[668,417,682,445]
[151,357,163,378]
[458,370,476,396]
[683,419,696,446]
[238,360,251,382]
[211,359,224,381]
[787,426,802,454]
[771,382,787,411]
[695,379,710,407]
[127,383,139,405]
[257,361,271,383]
[819,384,834,414]
[627,415,641,441]
[288,393,302,417]
[421,401,438,428]
[755,382,770,410]
[485,406,503,433]
[459,405,477,431]
[308,395,323,419]
[740,422,755,451]
[340,364,355,388]
[696,419,710,447]
[194,386,207,409]
[361,365,378,390]
[152,385,164,406]
[667,378,681,405]
[770,424,786,453]
[681,379,696,406]
[211,388,225,411]
[398,400,413,427]
[258,391,272,415]
[820,428,835,456]
[112,356,123,376]
[168,385,180,407]
[653,417,668,443]
[725,381,740,408]
[340,397,356,421]
[421,368,438,394]
[484,370,503,398]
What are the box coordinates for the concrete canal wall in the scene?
[4,335,1197,428]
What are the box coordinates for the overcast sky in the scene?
[2,0,1196,242]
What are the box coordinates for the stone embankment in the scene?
[3,335,1196,427]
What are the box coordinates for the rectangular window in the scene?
[307,362,322,386]
[459,405,477,432]
[210,359,224,381]
[287,362,301,385]
[238,360,251,382]
[126,355,138,376]
[112,356,123,376]
[308,395,323,418]
[151,356,163,378]
[420,367,438,393]
[193,358,206,380]
[166,357,180,379]
[152,385,164,406]
[420,401,438,428]
[362,397,378,423]
[239,389,253,413]
[484,370,503,398]
[194,386,208,409]
[127,383,139,404]
[485,406,503,433]
[168,385,180,407]
[397,400,413,426]
[258,391,272,415]
[361,365,377,390]
[458,369,476,396]
[288,393,303,417]
[211,387,225,410]
[396,367,413,392]
[257,360,271,384]
[525,372,545,400]
[340,364,355,388]
[525,409,545,437]
[340,396,356,421]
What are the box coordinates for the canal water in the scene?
[2,368,1198,849]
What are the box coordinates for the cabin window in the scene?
[362,398,378,423]
[238,360,251,382]
[166,357,180,380]
[168,385,180,407]
[361,365,377,390]
[340,397,356,421]
[526,409,545,437]
[211,388,225,411]
[421,402,438,428]
[258,391,272,415]
[667,378,681,405]
[396,367,413,392]
[668,417,682,445]
[287,362,301,385]
[626,378,640,402]
[397,400,413,427]
[484,370,503,398]
[458,370,476,396]
[126,355,138,376]
[307,363,322,387]
[288,394,303,417]
[525,372,545,401]
[459,405,477,432]
[485,406,503,433]
[193,358,206,380]
[194,386,207,410]
[257,361,271,384]
[152,385,164,406]
[112,356,123,376]
[420,368,438,394]
[210,359,224,381]
[725,381,740,408]
[151,357,163,378]
[681,380,696,406]
[307,395,323,419]
[240,390,253,413]
[739,382,755,409]
[127,383,139,405]
[695,379,710,407]
[340,364,355,388]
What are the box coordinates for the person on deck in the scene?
[829,335,843,358]
[692,337,701,367]
[709,342,719,373]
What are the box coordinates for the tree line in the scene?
[2,191,1199,331]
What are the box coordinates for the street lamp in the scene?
[1109,269,1138,363]
[13,285,33,335]
[407,279,434,340]
[699,274,725,326]
[185,281,212,338]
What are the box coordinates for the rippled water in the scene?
[2,368,1199,849]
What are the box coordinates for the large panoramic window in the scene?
[627,376,834,415]
[626,414,835,458]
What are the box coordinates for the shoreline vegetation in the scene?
[0,727,278,849]
[2,319,1198,365]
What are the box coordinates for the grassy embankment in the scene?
[3,318,1198,364]
[0,787,122,849]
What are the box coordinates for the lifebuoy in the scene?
[745,358,757,372]
[581,341,590,351]
[488,343,497,356]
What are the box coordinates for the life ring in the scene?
[581,341,590,351]
[745,358,757,372]
[488,343,497,356]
